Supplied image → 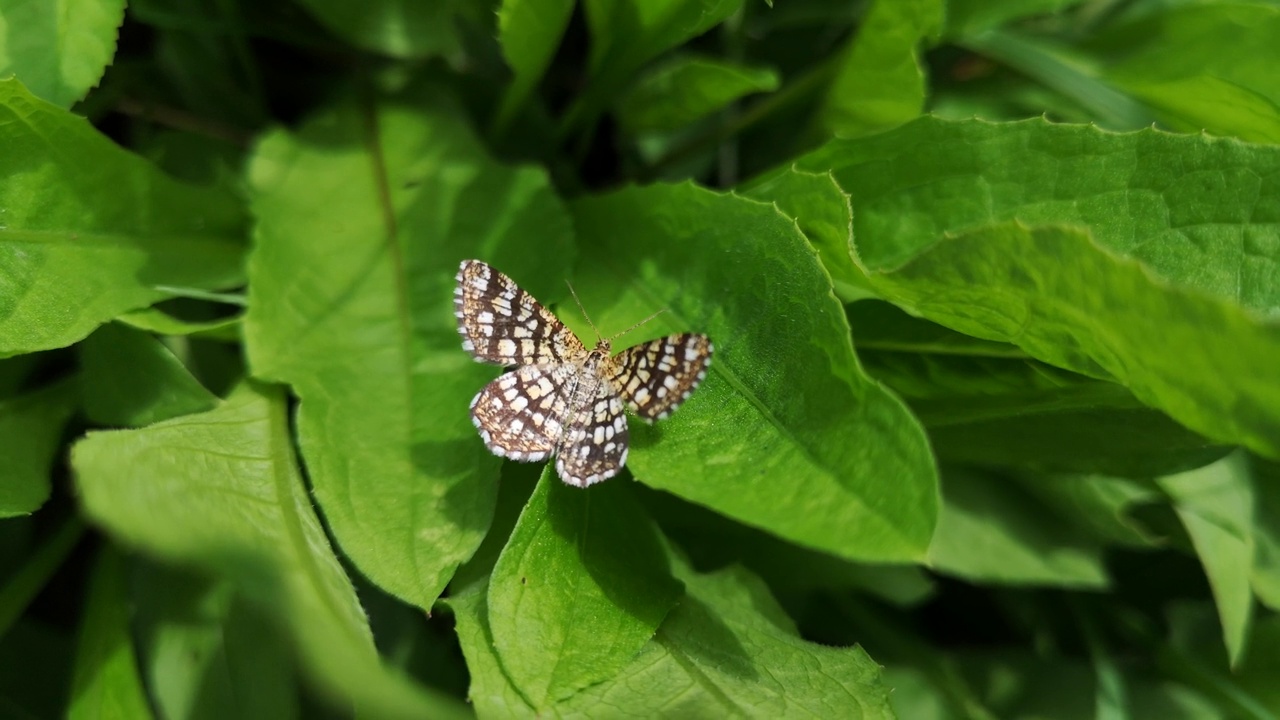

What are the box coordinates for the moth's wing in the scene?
[455,260,585,365]
[605,333,712,422]
[470,364,576,462]
[555,379,629,487]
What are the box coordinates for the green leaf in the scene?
[245,98,574,610]
[793,116,1280,313]
[814,0,942,138]
[293,0,462,59]
[1093,3,1280,144]
[570,183,938,563]
[488,469,681,708]
[452,555,895,717]
[0,0,126,107]
[493,0,575,132]
[0,379,78,518]
[131,561,298,720]
[618,56,779,134]
[1251,456,1280,611]
[0,79,247,357]
[743,166,874,301]
[67,546,153,720]
[116,307,241,341]
[0,516,85,638]
[71,382,469,719]
[863,349,1229,477]
[1159,454,1256,668]
[850,221,1280,459]
[79,322,219,427]
[567,0,744,133]
[928,469,1110,587]
[945,0,1086,36]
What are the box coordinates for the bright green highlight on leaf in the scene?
[489,469,681,709]
[0,79,246,357]
[0,0,125,107]
[245,98,575,610]
[0,379,77,517]
[453,552,894,717]
[71,382,468,719]
[619,56,780,134]
[570,183,938,563]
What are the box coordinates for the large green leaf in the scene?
[1091,2,1280,144]
[851,221,1280,459]
[0,379,77,518]
[79,322,218,427]
[71,383,468,719]
[67,546,153,720]
[814,0,941,138]
[0,79,246,357]
[245,98,574,610]
[0,0,126,107]
[1159,454,1256,669]
[570,183,937,563]
[790,116,1280,314]
[488,469,680,708]
[452,555,895,717]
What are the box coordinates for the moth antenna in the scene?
[564,278,602,341]
[609,308,667,342]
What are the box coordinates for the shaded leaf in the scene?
[132,561,298,720]
[72,382,468,718]
[0,79,246,357]
[67,546,153,720]
[494,0,575,132]
[618,56,779,134]
[294,0,462,59]
[488,469,680,707]
[0,379,77,518]
[945,0,1086,36]
[452,555,895,717]
[1159,454,1255,668]
[244,99,574,609]
[0,0,126,107]
[852,221,1280,459]
[928,469,1110,587]
[814,0,941,138]
[570,183,938,563]
[1093,2,1280,144]
[116,307,241,342]
[79,322,218,427]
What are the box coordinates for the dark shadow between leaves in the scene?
[657,592,757,682]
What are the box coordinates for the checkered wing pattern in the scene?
[455,260,586,366]
[555,378,629,487]
[605,333,713,421]
[469,364,575,462]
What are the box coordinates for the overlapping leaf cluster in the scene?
[2,1,1279,718]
